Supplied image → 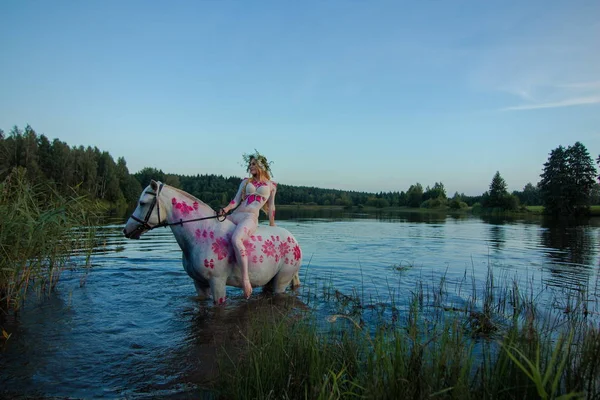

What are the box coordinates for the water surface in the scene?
[1,210,599,398]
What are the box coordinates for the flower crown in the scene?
[242,149,273,176]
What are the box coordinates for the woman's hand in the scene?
[217,208,228,221]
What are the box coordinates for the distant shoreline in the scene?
[276,204,600,217]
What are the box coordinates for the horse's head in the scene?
[123,180,168,239]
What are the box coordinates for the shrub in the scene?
[0,167,98,314]
[449,199,468,210]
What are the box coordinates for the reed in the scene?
[216,266,599,399]
[0,167,99,315]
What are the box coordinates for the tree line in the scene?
[0,125,142,211]
[1,125,599,216]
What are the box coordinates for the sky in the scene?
[1,0,599,196]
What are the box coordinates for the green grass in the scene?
[0,167,99,315]
[526,205,545,214]
[215,269,599,399]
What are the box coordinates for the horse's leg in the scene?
[193,280,211,300]
[273,275,292,294]
[272,253,303,293]
[291,272,301,289]
[262,278,274,294]
[268,267,299,294]
[209,277,228,305]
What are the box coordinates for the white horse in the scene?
[123,180,302,304]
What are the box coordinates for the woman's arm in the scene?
[268,181,277,226]
[223,178,247,213]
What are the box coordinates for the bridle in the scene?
[128,183,229,235]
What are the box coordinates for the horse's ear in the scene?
[150,180,158,191]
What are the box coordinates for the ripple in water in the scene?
[1,212,599,398]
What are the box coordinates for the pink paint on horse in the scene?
[123,180,302,304]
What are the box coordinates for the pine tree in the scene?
[488,171,508,207]
[482,171,518,210]
[539,143,597,215]
[565,142,597,213]
[539,146,568,215]
[597,154,600,183]
[37,134,54,180]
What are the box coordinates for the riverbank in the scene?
[215,269,599,399]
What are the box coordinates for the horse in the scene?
[123,180,302,305]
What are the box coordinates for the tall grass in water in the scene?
[0,168,99,315]
[217,269,600,399]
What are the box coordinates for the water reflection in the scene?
[0,288,82,397]
[147,294,308,397]
[539,217,599,291]
[540,218,596,266]
[276,207,449,224]
[275,207,349,221]
[488,224,506,251]
[374,210,447,224]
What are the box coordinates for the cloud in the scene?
[502,95,600,111]
[467,4,600,113]
[556,81,600,90]
[501,79,600,111]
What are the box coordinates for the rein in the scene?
[130,183,235,233]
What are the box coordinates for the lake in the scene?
[1,209,599,398]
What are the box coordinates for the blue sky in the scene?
[1,1,599,196]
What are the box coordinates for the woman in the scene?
[219,151,277,299]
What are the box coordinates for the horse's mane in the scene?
[162,183,215,212]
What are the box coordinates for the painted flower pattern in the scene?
[196,227,299,276]
[212,237,229,260]
[172,198,195,216]
[278,242,290,258]
[194,229,214,243]
[252,180,267,188]
[245,194,263,205]
[262,240,276,258]
[243,239,256,259]
[293,245,301,261]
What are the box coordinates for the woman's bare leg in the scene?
[231,217,257,298]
